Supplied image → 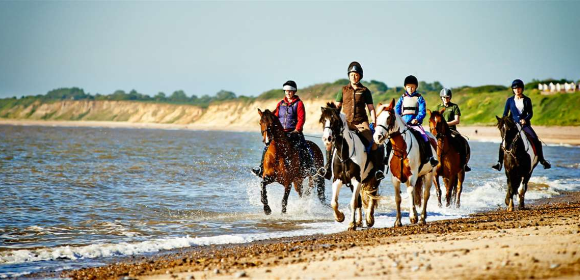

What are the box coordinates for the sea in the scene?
[1,124,579,278]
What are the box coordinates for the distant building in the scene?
[572,82,577,92]
[538,84,544,90]
[565,83,571,92]
[556,83,562,92]
[549,82,556,92]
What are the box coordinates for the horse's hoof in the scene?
[505,197,510,206]
[419,218,426,225]
[394,221,402,227]
[410,216,418,224]
[264,205,272,215]
[335,212,345,223]
[366,217,375,228]
[507,207,514,212]
[438,202,442,208]
[348,222,356,231]
[356,221,363,228]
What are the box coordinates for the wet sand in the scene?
[61,192,580,280]
[1,119,579,145]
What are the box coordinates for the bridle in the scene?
[260,123,272,145]
[324,114,356,163]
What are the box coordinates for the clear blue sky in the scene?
[1,1,579,99]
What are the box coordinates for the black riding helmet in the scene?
[283,80,297,91]
[511,79,524,89]
[347,61,363,79]
[404,75,418,86]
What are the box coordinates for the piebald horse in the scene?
[320,103,380,231]
[427,108,471,208]
[258,109,325,215]
[373,99,436,226]
[496,116,538,211]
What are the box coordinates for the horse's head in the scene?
[319,102,343,146]
[258,108,282,145]
[373,98,397,145]
[496,115,519,144]
[427,108,448,139]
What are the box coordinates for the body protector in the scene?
[278,101,299,131]
[402,95,420,116]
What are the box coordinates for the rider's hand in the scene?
[520,119,526,125]
[290,130,300,134]
[411,119,418,125]
[369,123,375,130]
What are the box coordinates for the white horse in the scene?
[320,103,379,231]
[373,99,436,226]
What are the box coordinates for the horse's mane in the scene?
[496,116,516,131]
[430,110,451,135]
[319,102,341,124]
[261,109,283,130]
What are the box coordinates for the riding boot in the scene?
[252,145,268,177]
[492,146,504,171]
[384,141,392,165]
[456,136,471,172]
[304,147,317,176]
[423,139,438,167]
[534,138,551,169]
[371,146,385,181]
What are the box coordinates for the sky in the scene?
[0,1,579,99]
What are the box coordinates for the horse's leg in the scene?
[356,192,363,228]
[450,175,458,207]
[420,173,433,225]
[408,177,418,224]
[348,179,362,231]
[456,170,465,208]
[444,177,452,208]
[316,175,326,204]
[293,179,303,198]
[365,180,377,228]
[434,175,442,208]
[281,185,291,214]
[261,181,272,215]
[519,176,529,210]
[331,179,345,222]
[393,178,403,227]
[506,171,515,212]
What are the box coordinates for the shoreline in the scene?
[1,119,580,145]
[60,192,580,280]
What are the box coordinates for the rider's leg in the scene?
[252,145,269,177]
[492,145,504,171]
[359,122,385,180]
[299,133,317,175]
[451,130,471,172]
[524,126,551,169]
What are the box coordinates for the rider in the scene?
[323,61,384,181]
[395,75,438,167]
[492,79,551,171]
[436,88,471,172]
[251,80,317,177]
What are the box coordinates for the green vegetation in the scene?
[1,79,579,126]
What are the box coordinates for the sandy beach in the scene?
[60,193,580,280]
[1,119,579,146]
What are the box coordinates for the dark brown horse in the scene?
[496,116,538,211]
[427,109,470,208]
[258,109,325,215]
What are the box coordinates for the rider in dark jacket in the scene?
[492,79,551,171]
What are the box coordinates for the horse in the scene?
[496,116,538,211]
[257,109,325,215]
[320,103,380,231]
[373,99,436,226]
[427,108,471,208]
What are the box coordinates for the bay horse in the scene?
[496,116,538,211]
[373,99,436,226]
[320,103,380,231]
[427,108,471,208]
[257,109,325,215]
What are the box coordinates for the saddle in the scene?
[409,128,436,160]
[522,131,538,155]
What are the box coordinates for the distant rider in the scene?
[395,75,438,167]
[492,79,551,171]
[252,80,317,177]
[436,88,471,171]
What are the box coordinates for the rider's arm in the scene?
[273,101,282,117]
[523,97,533,121]
[367,104,376,124]
[295,101,305,132]
[447,115,460,126]
[334,90,343,111]
[416,96,427,123]
[447,105,461,126]
[394,96,403,115]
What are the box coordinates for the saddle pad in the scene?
[523,131,538,155]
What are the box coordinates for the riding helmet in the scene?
[511,79,524,89]
[404,75,418,86]
[283,80,297,91]
[440,88,452,98]
[347,61,363,79]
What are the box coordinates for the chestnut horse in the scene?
[427,109,471,208]
[257,109,325,215]
[496,116,538,211]
[373,99,436,226]
[320,103,381,231]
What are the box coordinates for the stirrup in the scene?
[375,170,385,181]
[317,167,327,177]
[251,167,262,177]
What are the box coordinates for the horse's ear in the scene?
[426,109,432,116]
[258,108,262,116]
[321,107,326,113]
[496,115,501,122]
[439,107,446,114]
[378,102,383,108]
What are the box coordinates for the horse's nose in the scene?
[327,135,333,142]
[376,134,383,141]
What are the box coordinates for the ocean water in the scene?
[1,125,579,278]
